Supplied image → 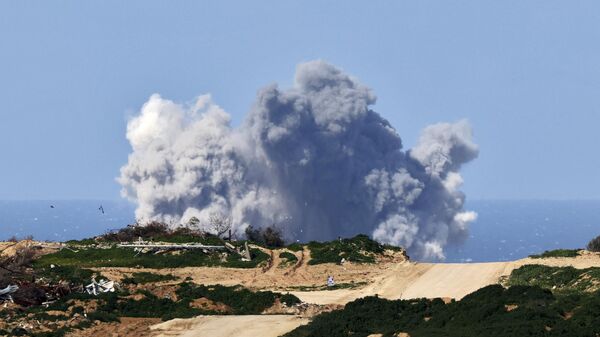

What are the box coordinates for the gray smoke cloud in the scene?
[118,60,478,260]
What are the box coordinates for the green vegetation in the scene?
[279,251,298,263]
[176,283,299,314]
[529,249,580,259]
[73,282,299,321]
[587,235,600,252]
[34,246,269,269]
[35,265,99,285]
[284,285,600,337]
[307,234,401,265]
[5,282,301,335]
[121,272,179,285]
[286,243,304,252]
[505,265,600,293]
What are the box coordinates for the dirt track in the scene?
[150,315,309,337]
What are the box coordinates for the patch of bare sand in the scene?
[0,240,62,257]
[150,315,309,337]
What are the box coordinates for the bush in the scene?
[529,249,580,259]
[176,282,299,314]
[35,246,269,269]
[121,272,178,285]
[506,265,600,293]
[284,285,600,337]
[307,235,386,265]
[279,251,298,263]
[587,235,600,252]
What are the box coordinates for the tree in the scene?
[209,212,232,238]
[587,235,600,252]
[244,224,284,248]
[262,226,284,248]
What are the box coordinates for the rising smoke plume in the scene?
[118,60,478,260]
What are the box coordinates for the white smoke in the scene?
[118,60,479,260]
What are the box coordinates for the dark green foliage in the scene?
[280,293,302,306]
[286,243,304,252]
[96,290,203,321]
[35,265,97,285]
[284,285,600,337]
[529,249,580,259]
[587,235,600,252]
[307,235,389,265]
[279,251,298,263]
[64,238,97,246]
[100,221,170,242]
[34,246,269,269]
[506,265,600,293]
[121,272,178,284]
[175,282,297,314]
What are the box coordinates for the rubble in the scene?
[85,278,117,296]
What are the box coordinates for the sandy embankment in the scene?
[150,315,310,337]
[290,253,600,305]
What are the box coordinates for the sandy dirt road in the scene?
[291,254,600,305]
[150,315,309,337]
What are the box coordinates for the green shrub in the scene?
[121,272,178,285]
[176,282,301,314]
[284,285,600,337]
[529,249,580,259]
[506,265,600,293]
[307,235,387,265]
[286,243,304,252]
[176,283,278,314]
[280,293,302,306]
[34,246,269,269]
[35,265,98,285]
[279,251,298,263]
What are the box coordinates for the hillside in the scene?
[1,233,600,337]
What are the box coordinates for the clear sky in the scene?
[1,1,599,200]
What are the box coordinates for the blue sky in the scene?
[1,1,599,200]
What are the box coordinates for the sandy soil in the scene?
[0,240,62,257]
[150,315,310,337]
[94,248,409,292]
[291,253,600,305]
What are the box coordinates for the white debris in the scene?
[85,278,117,295]
[0,284,18,302]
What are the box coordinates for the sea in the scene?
[0,199,598,263]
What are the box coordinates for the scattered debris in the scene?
[85,278,117,295]
[327,275,335,287]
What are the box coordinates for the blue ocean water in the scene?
[0,199,598,262]
[445,200,600,262]
[0,200,135,242]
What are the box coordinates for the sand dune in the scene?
[291,254,600,305]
